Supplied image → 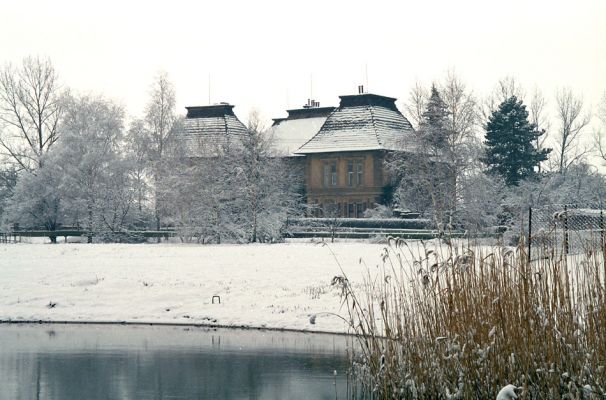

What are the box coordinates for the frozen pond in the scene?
[0,324,358,399]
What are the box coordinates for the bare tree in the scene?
[594,91,606,165]
[529,87,550,171]
[497,76,525,102]
[482,76,525,123]
[440,71,480,210]
[146,72,176,162]
[143,72,177,233]
[554,88,591,174]
[0,56,64,172]
[403,81,428,129]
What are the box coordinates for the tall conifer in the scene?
[482,96,550,186]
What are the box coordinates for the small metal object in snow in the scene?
[212,295,221,304]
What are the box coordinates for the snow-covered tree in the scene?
[440,71,480,191]
[124,119,153,227]
[143,72,177,233]
[392,78,473,225]
[4,159,63,242]
[161,133,245,243]
[237,111,301,242]
[418,84,450,149]
[53,94,127,242]
[390,84,452,216]
[482,96,550,186]
[0,166,17,224]
[162,111,301,244]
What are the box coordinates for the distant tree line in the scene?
[0,56,301,243]
[389,73,606,233]
[1,57,606,241]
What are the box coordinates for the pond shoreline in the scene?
[0,318,357,337]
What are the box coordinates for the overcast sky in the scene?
[1,0,605,128]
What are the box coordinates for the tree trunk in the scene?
[155,214,161,243]
[154,179,161,243]
[87,203,94,244]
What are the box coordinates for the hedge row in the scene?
[288,217,431,230]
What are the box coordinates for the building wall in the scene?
[304,150,390,217]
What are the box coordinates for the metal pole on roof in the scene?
[208,73,211,105]
[365,63,369,93]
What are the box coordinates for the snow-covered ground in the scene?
[0,241,408,333]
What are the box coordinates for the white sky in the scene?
[1,0,605,129]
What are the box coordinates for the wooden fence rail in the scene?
[0,230,176,242]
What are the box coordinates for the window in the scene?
[356,162,364,186]
[331,163,337,186]
[323,161,338,187]
[347,160,364,187]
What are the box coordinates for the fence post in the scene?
[527,206,532,263]
[564,204,569,255]
[600,208,604,249]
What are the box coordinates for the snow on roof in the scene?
[295,93,415,154]
[270,106,335,156]
[271,117,328,156]
[178,104,247,156]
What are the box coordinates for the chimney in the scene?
[358,85,364,94]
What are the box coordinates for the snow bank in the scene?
[0,242,400,333]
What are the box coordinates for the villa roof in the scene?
[179,103,247,156]
[295,93,415,154]
[270,105,335,156]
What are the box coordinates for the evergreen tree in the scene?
[418,84,450,149]
[390,84,453,221]
[482,96,550,186]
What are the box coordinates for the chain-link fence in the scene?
[529,203,606,257]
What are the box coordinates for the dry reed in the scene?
[339,236,606,399]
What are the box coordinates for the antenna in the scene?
[310,73,313,101]
[208,73,211,105]
[365,63,369,92]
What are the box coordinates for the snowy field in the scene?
[0,241,413,333]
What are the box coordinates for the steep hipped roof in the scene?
[295,93,415,154]
[179,103,247,156]
[271,105,335,156]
